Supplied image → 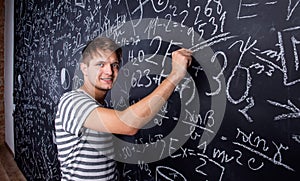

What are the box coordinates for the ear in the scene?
[80,63,88,76]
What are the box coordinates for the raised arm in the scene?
[84,48,193,135]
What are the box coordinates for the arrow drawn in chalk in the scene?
[267,99,300,120]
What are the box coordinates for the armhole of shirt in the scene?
[74,89,101,136]
[76,104,99,136]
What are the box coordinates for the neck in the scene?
[80,84,107,104]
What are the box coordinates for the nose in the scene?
[103,64,113,75]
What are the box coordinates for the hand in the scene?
[168,48,193,84]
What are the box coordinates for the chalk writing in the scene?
[13,0,300,180]
[267,99,300,120]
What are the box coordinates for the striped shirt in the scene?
[55,89,117,180]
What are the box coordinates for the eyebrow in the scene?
[94,60,105,64]
[94,60,119,64]
[109,60,120,64]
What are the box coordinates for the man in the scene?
[55,37,192,180]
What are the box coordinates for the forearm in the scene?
[118,75,179,129]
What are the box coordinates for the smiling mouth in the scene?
[100,77,113,83]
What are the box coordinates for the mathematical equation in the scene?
[13,0,300,180]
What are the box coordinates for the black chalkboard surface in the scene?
[14,0,300,180]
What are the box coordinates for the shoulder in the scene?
[60,89,90,101]
[61,89,85,98]
[58,89,99,107]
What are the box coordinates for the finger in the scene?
[179,48,193,55]
[187,57,192,67]
[182,50,193,63]
[183,48,193,53]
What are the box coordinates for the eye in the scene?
[111,63,120,69]
[96,63,104,67]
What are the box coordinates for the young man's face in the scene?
[81,49,120,92]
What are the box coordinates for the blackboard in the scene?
[13,0,300,180]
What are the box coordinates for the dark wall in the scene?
[14,0,300,180]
